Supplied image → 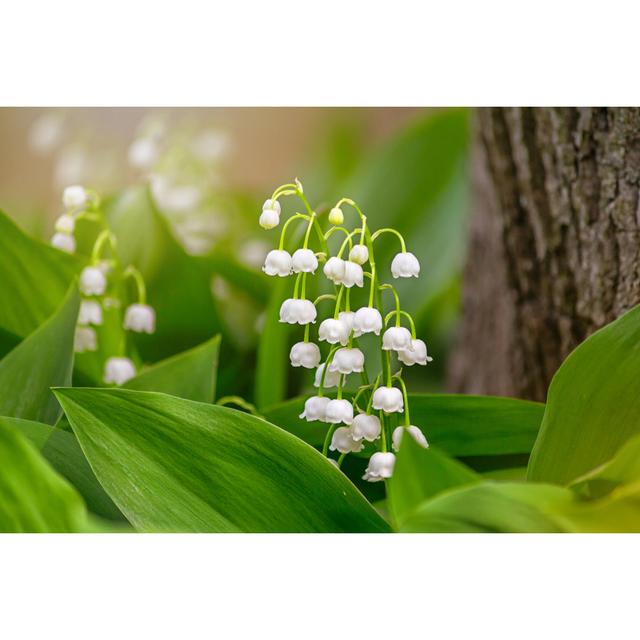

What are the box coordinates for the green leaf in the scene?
[528,304,640,484]
[263,393,544,457]
[399,482,573,533]
[0,420,88,532]
[254,278,292,409]
[125,335,220,402]
[106,187,223,362]
[0,210,81,338]
[0,283,79,424]
[54,388,389,533]
[570,433,640,499]
[388,437,479,527]
[5,415,125,521]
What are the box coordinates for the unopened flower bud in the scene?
[54,214,75,234]
[349,244,369,265]
[328,207,344,225]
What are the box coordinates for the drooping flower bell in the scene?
[54,214,75,234]
[382,326,413,352]
[289,341,321,368]
[337,311,355,333]
[398,339,433,366]
[291,248,318,274]
[328,347,365,374]
[348,244,369,265]
[363,451,396,482]
[124,303,156,334]
[328,206,344,225]
[263,249,292,277]
[318,317,350,346]
[392,425,429,451]
[341,261,364,288]
[323,256,345,284]
[51,232,76,254]
[372,386,404,414]
[63,185,88,210]
[314,363,341,389]
[259,199,281,230]
[299,395,330,422]
[329,426,363,453]
[74,326,97,353]
[80,266,107,296]
[391,251,420,278]
[103,356,136,385]
[78,300,103,326]
[352,307,383,337]
[279,298,317,325]
[325,399,354,425]
[351,413,382,442]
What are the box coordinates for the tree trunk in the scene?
[448,107,640,402]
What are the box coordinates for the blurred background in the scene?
[0,107,471,405]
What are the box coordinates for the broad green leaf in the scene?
[255,278,292,409]
[6,415,125,521]
[0,283,79,424]
[106,187,223,362]
[0,420,88,532]
[125,334,220,402]
[388,437,479,527]
[399,482,573,533]
[528,305,640,484]
[570,433,640,499]
[55,388,389,533]
[0,210,81,337]
[264,393,544,457]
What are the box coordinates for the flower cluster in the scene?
[259,180,432,482]
[51,186,157,386]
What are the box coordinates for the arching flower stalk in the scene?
[259,179,432,482]
[53,186,157,386]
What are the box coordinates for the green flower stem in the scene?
[325,226,354,242]
[216,396,263,417]
[345,287,351,312]
[318,346,340,397]
[271,183,298,200]
[123,265,147,305]
[337,375,345,400]
[303,323,310,342]
[293,272,303,299]
[395,376,411,426]
[384,309,417,338]
[278,213,310,251]
[371,227,407,252]
[322,423,337,456]
[385,351,392,387]
[379,410,388,452]
[303,212,315,248]
[337,452,346,468]
[366,374,382,413]
[313,294,337,305]
[90,229,117,264]
[300,272,308,299]
[337,228,361,257]
[333,285,345,319]
[380,284,402,327]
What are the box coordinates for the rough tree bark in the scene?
[448,107,640,402]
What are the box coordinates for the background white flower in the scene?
[80,267,107,296]
[78,300,103,326]
[103,357,136,385]
[124,303,156,334]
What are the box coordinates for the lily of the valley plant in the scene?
[260,179,432,482]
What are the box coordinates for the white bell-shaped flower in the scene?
[392,425,429,452]
[372,386,404,414]
[103,356,136,386]
[341,261,364,288]
[314,363,341,389]
[263,249,292,277]
[329,347,365,374]
[391,251,420,278]
[382,326,413,352]
[338,311,355,333]
[51,232,76,254]
[318,317,350,346]
[329,426,363,453]
[363,451,396,482]
[299,395,330,422]
[328,206,344,225]
[323,256,345,284]
[290,341,321,368]
[74,326,97,353]
[80,266,107,296]
[54,214,75,234]
[349,244,369,265]
[128,137,159,171]
[259,199,281,230]
[352,306,383,336]
[398,339,434,366]
[124,303,156,334]
[279,298,317,325]
[325,399,354,425]
[291,248,318,274]
[351,413,382,442]
[78,300,103,326]
[63,185,88,210]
